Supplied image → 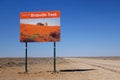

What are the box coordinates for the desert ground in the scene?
[0,57,120,80]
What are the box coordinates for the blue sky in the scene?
[0,0,120,57]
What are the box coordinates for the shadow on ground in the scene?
[60,69,96,72]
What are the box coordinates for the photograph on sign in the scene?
[20,11,60,42]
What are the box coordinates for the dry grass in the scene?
[0,57,120,80]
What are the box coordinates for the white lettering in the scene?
[31,13,47,17]
[48,12,57,16]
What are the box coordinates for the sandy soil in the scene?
[0,57,120,80]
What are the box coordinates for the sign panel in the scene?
[20,11,60,42]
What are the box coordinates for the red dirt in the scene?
[20,23,60,42]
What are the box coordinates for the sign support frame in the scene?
[54,42,56,73]
[25,42,28,73]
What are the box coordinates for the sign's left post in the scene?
[25,42,28,72]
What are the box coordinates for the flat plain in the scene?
[0,57,120,80]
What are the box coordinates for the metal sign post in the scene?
[25,42,28,72]
[54,42,56,73]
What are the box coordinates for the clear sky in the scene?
[0,0,120,57]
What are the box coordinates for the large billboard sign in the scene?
[20,11,60,42]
